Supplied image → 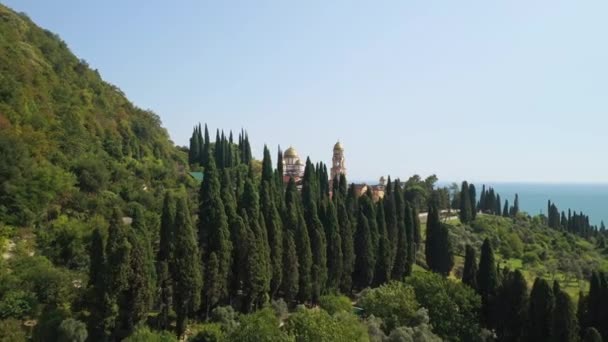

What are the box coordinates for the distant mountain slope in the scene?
[0,4,188,226]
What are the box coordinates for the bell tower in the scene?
[330,141,346,181]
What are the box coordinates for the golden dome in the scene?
[284,146,299,159]
[334,141,344,151]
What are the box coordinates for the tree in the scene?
[285,308,368,342]
[260,180,283,298]
[121,230,154,333]
[374,200,391,286]
[354,211,375,289]
[583,328,603,342]
[359,281,420,333]
[405,272,481,341]
[102,209,132,339]
[157,192,175,330]
[57,318,87,342]
[425,200,453,276]
[496,270,528,342]
[285,179,312,303]
[469,183,477,220]
[199,158,232,311]
[477,238,498,328]
[87,228,106,340]
[459,181,472,224]
[462,245,478,290]
[324,199,343,291]
[228,308,290,342]
[172,196,203,337]
[552,282,578,342]
[528,278,554,342]
[336,192,355,294]
[280,230,299,302]
[512,194,520,217]
[404,203,415,277]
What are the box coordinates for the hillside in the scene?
[0,4,189,228]
[441,214,606,299]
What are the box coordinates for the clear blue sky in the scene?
[5,0,608,183]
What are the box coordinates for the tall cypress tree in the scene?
[281,229,299,303]
[404,202,415,276]
[260,180,283,298]
[528,278,555,342]
[425,200,453,276]
[240,180,271,305]
[462,244,478,290]
[336,192,355,293]
[384,178,398,270]
[513,194,520,216]
[552,282,579,342]
[302,159,327,302]
[199,157,232,310]
[354,211,375,289]
[87,228,106,341]
[459,181,472,224]
[157,192,175,330]
[121,220,154,335]
[503,200,510,218]
[469,183,477,220]
[412,206,421,251]
[498,270,528,342]
[285,178,312,303]
[373,200,391,286]
[172,196,203,337]
[478,238,498,328]
[324,199,343,291]
[391,202,409,281]
[104,209,133,339]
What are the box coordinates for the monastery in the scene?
[282,141,386,201]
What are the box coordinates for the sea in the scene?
[358,180,608,226]
[449,182,608,226]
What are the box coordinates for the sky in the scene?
[4,0,608,183]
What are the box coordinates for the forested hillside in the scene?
[0,4,188,227]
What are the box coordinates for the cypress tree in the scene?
[462,244,478,290]
[324,199,343,291]
[199,157,232,310]
[499,270,528,342]
[552,282,579,342]
[281,230,299,303]
[201,124,210,166]
[189,127,200,165]
[528,278,555,342]
[172,196,203,337]
[302,159,327,302]
[425,200,453,276]
[261,145,273,183]
[412,206,421,251]
[383,181,399,271]
[121,228,154,334]
[503,200,510,218]
[404,202,415,276]
[583,328,603,342]
[87,228,106,341]
[469,183,477,220]
[513,194,520,216]
[240,180,271,305]
[587,271,602,330]
[336,192,355,293]
[495,194,502,216]
[260,180,283,298]
[157,192,175,330]
[459,181,472,224]
[285,179,312,303]
[478,238,498,328]
[373,200,391,286]
[354,211,375,289]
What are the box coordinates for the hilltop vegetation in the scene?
[0,4,188,228]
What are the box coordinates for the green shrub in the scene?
[359,281,419,332]
[319,294,352,315]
